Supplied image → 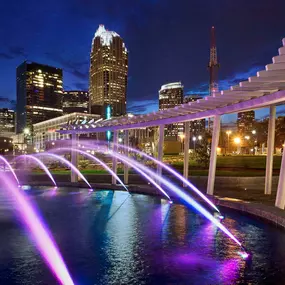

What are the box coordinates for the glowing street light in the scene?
[226,130,232,154]
[198,135,202,140]
[179,133,185,140]
[234,137,241,154]
[234,137,241,144]
[23,128,30,135]
[245,136,250,140]
[179,133,185,152]
[252,130,256,135]
[193,137,197,151]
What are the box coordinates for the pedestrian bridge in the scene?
[60,37,285,210]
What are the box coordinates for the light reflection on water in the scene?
[0,188,285,284]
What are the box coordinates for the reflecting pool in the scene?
[0,188,284,284]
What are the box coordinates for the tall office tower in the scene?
[237,111,255,135]
[63,91,89,114]
[16,61,63,133]
[89,25,128,118]
[0,109,15,133]
[159,82,184,137]
[208,26,219,96]
[184,95,206,136]
[207,26,220,131]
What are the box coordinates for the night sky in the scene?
[1,0,285,124]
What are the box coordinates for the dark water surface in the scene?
[0,188,284,285]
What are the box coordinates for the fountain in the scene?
[0,140,252,285]
[0,172,74,285]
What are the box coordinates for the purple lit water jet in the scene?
[0,173,74,285]
[0,155,19,185]
[94,149,243,249]
[81,140,220,213]
[51,147,128,192]
[35,152,92,188]
[17,155,57,187]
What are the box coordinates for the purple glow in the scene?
[237,251,249,259]
[52,147,128,192]
[107,151,242,248]
[115,143,219,212]
[36,153,92,188]
[83,140,220,213]
[0,173,74,285]
[0,155,20,185]
[17,155,57,186]
[107,149,171,201]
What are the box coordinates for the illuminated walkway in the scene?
[60,37,285,209]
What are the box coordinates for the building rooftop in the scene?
[159,82,183,92]
[93,25,127,51]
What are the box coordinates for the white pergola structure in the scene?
[59,38,285,209]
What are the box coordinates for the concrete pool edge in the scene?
[26,181,285,229]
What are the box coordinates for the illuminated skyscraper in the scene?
[184,95,206,136]
[63,91,89,114]
[237,111,255,135]
[16,61,63,133]
[159,82,183,137]
[89,25,128,118]
[0,109,15,134]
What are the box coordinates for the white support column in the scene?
[71,133,78,183]
[183,122,190,187]
[112,130,118,185]
[124,130,129,185]
[157,125,165,179]
[275,141,285,209]
[265,105,276,195]
[207,115,221,195]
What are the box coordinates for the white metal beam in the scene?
[265,105,276,195]
[207,115,221,195]
[112,131,118,185]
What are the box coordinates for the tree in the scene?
[194,132,211,168]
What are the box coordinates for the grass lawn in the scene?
[29,155,282,177]
[165,155,282,169]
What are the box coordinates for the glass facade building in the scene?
[89,25,128,118]
[159,82,184,138]
[63,91,89,114]
[237,111,255,135]
[184,95,206,136]
[16,61,63,134]
[0,108,15,133]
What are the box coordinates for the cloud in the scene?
[45,52,89,80]
[187,65,264,96]
[127,99,158,114]
[74,82,88,90]
[0,52,14,59]
[9,46,27,57]
[0,46,27,60]
[0,97,16,109]
[71,69,89,80]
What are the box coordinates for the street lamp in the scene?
[245,135,250,140]
[24,128,30,135]
[252,130,256,135]
[198,135,202,141]
[193,136,197,151]
[234,137,241,144]
[226,130,232,154]
[179,133,185,152]
[234,137,241,154]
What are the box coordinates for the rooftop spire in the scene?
[208,26,219,96]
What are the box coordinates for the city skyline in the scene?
[1,0,285,123]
